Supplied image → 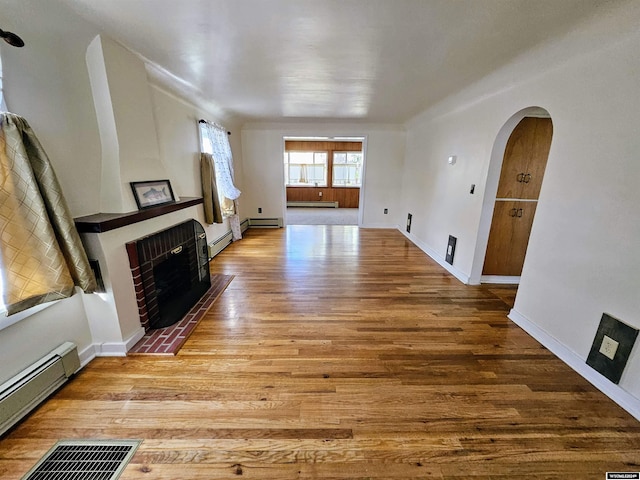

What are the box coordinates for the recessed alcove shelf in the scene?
[74,197,203,233]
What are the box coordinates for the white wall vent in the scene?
[0,342,79,436]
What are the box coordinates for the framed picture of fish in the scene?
[130,180,176,210]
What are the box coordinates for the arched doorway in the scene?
[470,107,553,284]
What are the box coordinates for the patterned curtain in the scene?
[199,120,242,241]
[200,152,223,225]
[0,113,96,315]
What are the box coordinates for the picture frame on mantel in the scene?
[130,180,176,210]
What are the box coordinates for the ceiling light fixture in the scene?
[0,28,25,48]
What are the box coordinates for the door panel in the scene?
[482,201,537,276]
[521,118,553,199]
[508,202,537,275]
[496,117,537,199]
[483,201,518,276]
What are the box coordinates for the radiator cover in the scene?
[0,342,79,436]
[248,217,283,228]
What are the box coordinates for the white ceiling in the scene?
[58,0,612,124]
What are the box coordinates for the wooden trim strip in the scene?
[74,197,204,233]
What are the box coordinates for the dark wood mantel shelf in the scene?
[74,197,204,233]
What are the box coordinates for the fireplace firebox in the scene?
[126,219,210,330]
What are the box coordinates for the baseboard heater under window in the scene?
[0,342,80,436]
[287,201,338,208]
[207,220,251,260]
[248,217,283,228]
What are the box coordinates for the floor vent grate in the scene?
[21,440,141,480]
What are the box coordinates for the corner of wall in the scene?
[399,228,470,284]
[509,308,640,421]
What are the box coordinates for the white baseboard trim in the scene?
[481,275,521,284]
[508,308,640,421]
[360,223,398,229]
[399,229,470,284]
[78,344,98,368]
[95,327,146,357]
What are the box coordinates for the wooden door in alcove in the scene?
[483,117,553,277]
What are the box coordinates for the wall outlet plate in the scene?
[586,313,638,384]
[599,335,619,360]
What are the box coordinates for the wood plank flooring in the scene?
[1,226,639,479]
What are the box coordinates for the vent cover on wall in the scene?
[446,235,457,265]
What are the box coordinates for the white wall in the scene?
[87,35,169,213]
[0,294,92,383]
[1,0,102,218]
[401,4,640,412]
[241,122,405,228]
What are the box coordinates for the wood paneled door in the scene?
[483,116,553,278]
[483,200,538,276]
[496,117,553,200]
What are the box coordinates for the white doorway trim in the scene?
[280,134,368,227]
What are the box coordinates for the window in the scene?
[1,54,4,312]
[332,151,363,187]
[284,151,328,187]
[0,53,5,112]
[199,121,240,218]
[0,271,5,314]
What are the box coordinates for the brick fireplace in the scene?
[125,219,210,330]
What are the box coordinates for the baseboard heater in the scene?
[208,231,233,259]
[207,220,251,260]
[248,217,283,228]
[0,342,80,436]
[287,201,338,208]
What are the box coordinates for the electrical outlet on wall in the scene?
[599,335,619,360]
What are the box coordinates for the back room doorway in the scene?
[283,136,366,226]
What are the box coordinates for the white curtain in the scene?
[199,120,242,241]
[200,121,241,200]
[0,55,7,112]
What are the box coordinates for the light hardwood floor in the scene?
[1,226,639,479]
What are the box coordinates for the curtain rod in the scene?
[199,119,230,135]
